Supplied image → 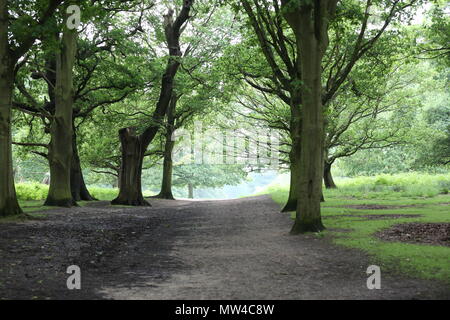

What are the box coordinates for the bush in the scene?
[331,173,450,198]
[88,187,119,201]
[88,187,154,200]
[259,172,450,200]
[16,183,49,200]
[15,183,151,201]
[438,180,450,194]
[374,177,389,186]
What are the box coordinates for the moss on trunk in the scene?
[112,128,150,206]
[0,17,22,216]
[45,24,77,207]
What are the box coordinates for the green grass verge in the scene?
[14,183,155,202]
[0,185,156,222]
[261,174,450,283]
[0,200,50,224]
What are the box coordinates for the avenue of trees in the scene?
[1,0,449,234]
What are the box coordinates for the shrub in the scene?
[259,172,450,199]
[16,183,49,201]
[438,180,450,194]
[14,183,155,201]
[88,187,119,201]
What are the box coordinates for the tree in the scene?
[154,4,239,199]
[173,164,249,199]
[0,0,62,216]
[45,6,78,207]
[112,1,194,206]
[281,0,338,233]
[334,60,448,175]
[323,50,421,188]
[154,93,178,199]
[12,0,150,202]
[239,0,303,212]
[417,1,450,67]
[237,0,421,231]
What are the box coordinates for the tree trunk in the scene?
[188,183,194,199]
[158,139,175,199]
[70,126,96,201]
[0,59,22,216]
[45,27,77,207]
[292,39,325,233]
[0,0,61,215]
[112,3,193,206]
[283,1,337,233]
[112,128,149,206]
[155,95,177,200]
[282,134,301,212]
[324,161,337,189]
[0,1,22,216]
[282,91,302,212]
[117,170,121,189]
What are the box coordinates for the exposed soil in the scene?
[0,196,449,300]
[376,223,450,247]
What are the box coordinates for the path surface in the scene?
[0,196,448,300]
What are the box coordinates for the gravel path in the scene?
[0,195,448,300]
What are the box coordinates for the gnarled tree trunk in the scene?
[112,2,194,206]
[324,161,337,189]
[111,128,149,206]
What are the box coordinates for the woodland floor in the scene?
[0,195,449,300]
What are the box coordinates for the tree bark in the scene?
[282,91,302,212]
[71,126,96,201]
[323,161,337,189]
[0,58,22,216]
[155,95,177,200]
[188,183,194,199]
[282,133,301,212]
[283,0,337,233]
[111,128,149,206]
[0,1,22,216]
[0,0,61,215]
[112,2,193,206]
[45,26,77,207]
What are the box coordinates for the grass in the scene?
[0,200,50,224]
[328,172,450,199]
[13,183,120,202]
[0,184,155,223]
[14,183,155,202]
[261,173,450,283]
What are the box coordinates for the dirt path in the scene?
[0,195,448,300]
